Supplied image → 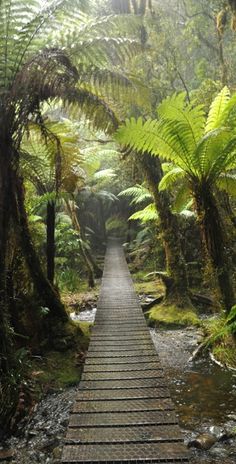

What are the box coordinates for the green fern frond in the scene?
[217,173,236,195]
[116,117,200,174]
[63,87,120,133]
[158,167,186,192]
[129,203,158,223]
[158,92,205,145]
[93,169,116,180]
[118,184,153,205]
[173,183,192,213]
[205,86,230,133]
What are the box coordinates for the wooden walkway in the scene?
[61,240,189,463]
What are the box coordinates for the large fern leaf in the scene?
[129,203,158,223]
[158,167,186,192]
[157,92,205,146]
[118,184,153,204]
[217,173,236,196]
[205,86,230,133]
[116,117,200,174]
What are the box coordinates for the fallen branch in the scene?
[190,292,214,307]
[188,338,210,363]
[141,296,164,312]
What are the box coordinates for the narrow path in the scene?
[61,240,189,463]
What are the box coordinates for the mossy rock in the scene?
[147,304,201,328]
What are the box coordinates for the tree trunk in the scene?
[194,183,235,313]
[139,153,190,306]
[46,201,56,284]
[0,142,14,375]
[65,201,96,287]
[12,175,68,322]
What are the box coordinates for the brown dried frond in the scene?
[217,9,228,36]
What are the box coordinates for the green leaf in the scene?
[205,86,230,133]
[129,203,158,223]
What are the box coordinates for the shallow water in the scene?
[150,328,236,429]
[70,307,97,323]
[171,358,236,429]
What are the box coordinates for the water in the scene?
[70,307,97,323]
[150,328,236,430]
[171,358,236,429]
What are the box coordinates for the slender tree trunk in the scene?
[194,183,235,313]
[12,175,68,321]
[0,142,14,375]
[78,212,103,278]
[139,153,190,305]
[65,201,96,287]
[46,201,56,284]
[217,31,228,86]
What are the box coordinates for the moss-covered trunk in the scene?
[139,153,190,305]
[12,175,68,322]
[194,183,235,313]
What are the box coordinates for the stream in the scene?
[1,308,236,463]
[150,327,236,463]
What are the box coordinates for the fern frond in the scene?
[217,173,236,196]
[158,92,205,145]
[158,167,186,192]
[173,183,192,213]
[205,86,230,133]
[195,128,233,179]
[93,169,116,180]
[129,203,158,223]
[118,184,153,205]
[116,117,199,175]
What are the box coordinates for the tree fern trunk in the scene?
[46,201,56,284]
[194,184,235,313]
[12,175,68,322]
[0,144,14,375]
[140,153,190,306]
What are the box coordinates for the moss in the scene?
[134,279,164,295]
[77,321,93,338]
[31,320,91,393]
[148,303,201,328]
[30,350,84,392]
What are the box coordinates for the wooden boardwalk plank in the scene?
[61,240,189,463]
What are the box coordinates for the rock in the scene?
[188,433,217,450]
[209,425,225,440]
[39,438,59,452]
[0,449,15,461]
[218,425,236,441]
[52,447,62,460]
[227,414,236,422]
[209,445,229,458]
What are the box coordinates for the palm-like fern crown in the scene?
[116,87,236,192]
[0,0,143,142]
[21,115,84,196]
